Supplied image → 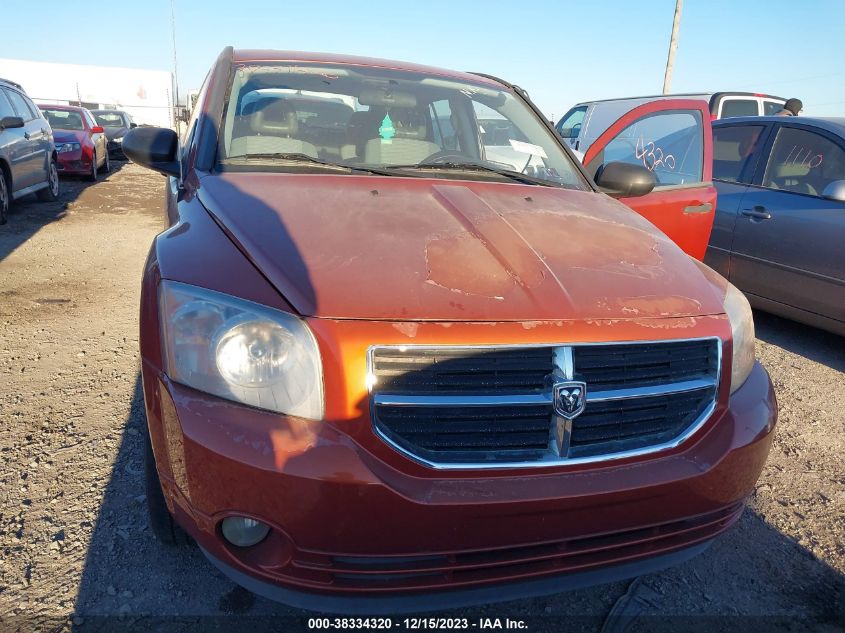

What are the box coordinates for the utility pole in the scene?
[662,0,683,94]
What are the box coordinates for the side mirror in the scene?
[0,116,24,130]
[821,180,845,203]
[91,125,105,134]
[130,122,138,129]
[122,126,180,178]
[594,161,656,198]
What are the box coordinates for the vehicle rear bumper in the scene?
[56,154,92,175]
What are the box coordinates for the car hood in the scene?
[52,130,86,144]
[197,173,725,321]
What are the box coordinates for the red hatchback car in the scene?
[123,48,777,613]
[38,104,109,180]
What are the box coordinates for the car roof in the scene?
[571,91,785,108]
[231,49,504,88]
[0,77,23,91]
[38,103,87,112]
[91,109,126,114]
[713,115,845,137]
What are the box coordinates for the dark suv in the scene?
[0,78,60,224]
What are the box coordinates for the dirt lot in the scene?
[0,163,843,632]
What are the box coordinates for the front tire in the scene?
[144,413,191,546]
[36,158,59,202]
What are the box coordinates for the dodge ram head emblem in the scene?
[553,381,587,419]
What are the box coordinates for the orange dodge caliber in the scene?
[124,48,776,613]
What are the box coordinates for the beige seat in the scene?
[769,163,818,196]
[229,99,318,158]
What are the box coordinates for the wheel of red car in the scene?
[87,153,98,182]
[36,159,59,202]
[144,415,191,546]
[0,173,8,225]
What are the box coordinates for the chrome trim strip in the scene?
[367,336,722,470]
[586,378,716,402]
[372,378,715,407]
[553,346,574,380]
[373,393,552,407]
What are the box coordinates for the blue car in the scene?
[0,77,60,224]
[705,116,845,336]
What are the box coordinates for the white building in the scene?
[0,58,175,128]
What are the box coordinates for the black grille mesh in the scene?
[372,339,718,463]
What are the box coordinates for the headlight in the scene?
[159,281,324,419]
[113,136,123,144]
[723,282,755,394]
[57,142,80,153]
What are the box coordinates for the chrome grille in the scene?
[370,339,720,468]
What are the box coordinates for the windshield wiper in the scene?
[382,161,559,187]
[222,153,419,178]
[224,153,352,169]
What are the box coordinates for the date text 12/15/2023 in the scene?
[307,617,529,630]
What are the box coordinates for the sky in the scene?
[2,0,845,120]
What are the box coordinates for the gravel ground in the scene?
[0,163,843,632]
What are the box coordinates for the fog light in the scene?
[221,516,270,547]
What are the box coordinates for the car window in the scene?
[219,63,587,189]
[42,109,85,131]
[94,112,124,127]
[585,110,704,187]
[720,99,758,119]
[712,124,765,184]
[83,110,96,128]
[182,73,210,157]
[762,126,845,197]
[472,101,551,173]
[556,106,587,139]
[763,101,784,116]
[6,89,35,120]
[0,89,15,119]
[430,99,458,150]
[23,95,40,119]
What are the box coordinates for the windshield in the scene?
[218,63,586,188]
[94,112,125,127]
[43,109,84,131]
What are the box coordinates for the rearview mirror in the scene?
[130,122,138,129]
[821,180,845,203]
[594,161,656,198]
[122,126,180,178]
[0,116,24,130]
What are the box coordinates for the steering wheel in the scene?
[420,150,470,165]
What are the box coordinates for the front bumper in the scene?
[142,344,776,611]
[107,139,125,157]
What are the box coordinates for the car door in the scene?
[728,122,845,323]
[19,93,51,186]
[704,122,772,277]
[2,87,41,189]
[582,99,716,260]
[83,110,105,163]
